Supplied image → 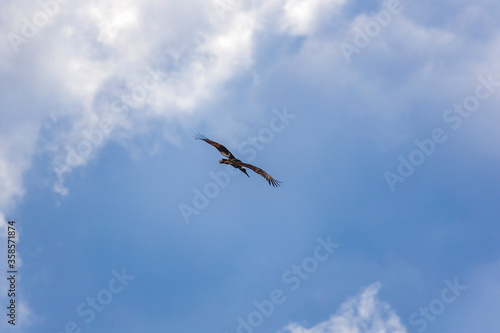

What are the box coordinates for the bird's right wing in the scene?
[194,134,236,159]
[238,162,283,187]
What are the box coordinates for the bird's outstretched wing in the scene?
[194,134,236,159]
[238,162,283,187]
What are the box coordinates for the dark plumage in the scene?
[194,134,282,187]
[194,134,236,159]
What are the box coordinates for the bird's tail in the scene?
[241,168,250,177]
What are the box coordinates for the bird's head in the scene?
[219,159,227,164]
[242,168,249,177]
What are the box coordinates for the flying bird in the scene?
[194,134,282,187]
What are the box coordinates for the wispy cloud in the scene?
[282,283,406,333]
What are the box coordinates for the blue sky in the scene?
[1,0,500,332]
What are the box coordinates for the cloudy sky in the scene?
[1,0,499,332]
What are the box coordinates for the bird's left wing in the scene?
[194,134,236,159]
[238,162,283,187]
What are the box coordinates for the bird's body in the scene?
[194,134,282,187]
[219,158,250,177]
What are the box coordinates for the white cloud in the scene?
[0,0,262,196]
[279,0,346,36]
[282,283,407,333]
[0,121,39,211]
[0,0,499,204]
[251,0,345,36]
[27,0,347,194]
